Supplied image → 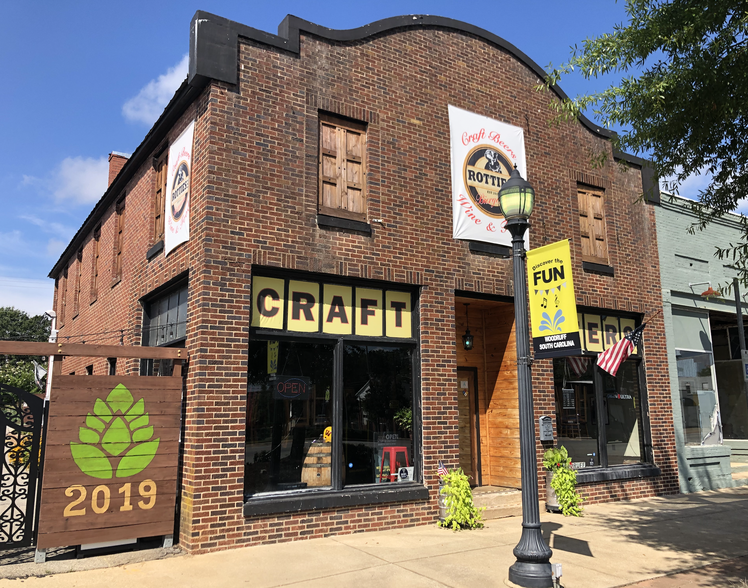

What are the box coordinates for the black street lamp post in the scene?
[499,167,553,588]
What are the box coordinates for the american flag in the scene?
[567,356,591,378]
[438,460,448,477]
[597,323,646,377]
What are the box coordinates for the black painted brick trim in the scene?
[243,483,430,517]
[576,464,661,485]
[317,214,372,235]
[468,241,511,258]
[582,261,615,276]
[146,240,164,261]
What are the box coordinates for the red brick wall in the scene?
[52,19,678,554]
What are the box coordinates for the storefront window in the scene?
[553,358,598,467]
[245,340,334,496]
[342,344,413,486]
[603,361,644,464]
[244,272,420,503]
[676,350,720,444]
[554,356,646,470]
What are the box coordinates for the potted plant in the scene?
[438,467,484,530]
[542,446,583,517]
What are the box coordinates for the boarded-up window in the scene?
[73,249,82,317]
[90,226,100,303]
[113,198,125,285]
[319,113,366,221]
[59,270,67,327]
[578,185,608,264]
[154,152,168,242]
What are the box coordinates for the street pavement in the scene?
[1,486,748,587]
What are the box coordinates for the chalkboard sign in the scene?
[562,387,575,410]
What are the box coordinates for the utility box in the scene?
[539,416,554,442]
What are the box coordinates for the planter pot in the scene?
[546,471,561,513]
[438,479,448,521]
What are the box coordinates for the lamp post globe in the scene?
[499,167,553,588]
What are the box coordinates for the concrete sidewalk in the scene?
[2,486,748,588]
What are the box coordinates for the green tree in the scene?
[542,1,748,275]
[0,307,51,393]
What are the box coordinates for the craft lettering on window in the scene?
[577,185,608,265]
[319,113,367,222]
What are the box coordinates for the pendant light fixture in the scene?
[462,303,474,350]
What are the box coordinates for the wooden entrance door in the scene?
[457,368,481,486]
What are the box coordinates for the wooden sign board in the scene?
[37,375,182,549]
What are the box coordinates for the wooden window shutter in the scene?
[578,186,609,264]
[113,199,125,284]
[319,113,367,221]
[154,154,167,242]
[73,249,82,317]
[90,226,100,302]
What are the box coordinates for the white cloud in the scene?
[660,168,713,200]
[46,239,66,258]
[23,156,109,205]
[0,230,25,253]
[122,55,189,126]
[0,276,55,316]
[20,214,74,240]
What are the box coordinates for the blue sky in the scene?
[0,1,693,316]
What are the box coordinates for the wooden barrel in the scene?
[301,442,331,487]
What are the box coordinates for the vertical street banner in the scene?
[165,121,195,256]
[526,239,582,358]
[448,105,527,248]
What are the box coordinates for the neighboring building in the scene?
[49,12,678,553]
[656,193,748,492]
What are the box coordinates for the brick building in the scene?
[49,11,678,553]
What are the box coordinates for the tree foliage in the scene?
[542,1,748,274]
[0,307,51,393]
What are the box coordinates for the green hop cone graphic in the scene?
[70,384,160,479]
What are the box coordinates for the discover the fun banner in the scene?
[526,239,582,358]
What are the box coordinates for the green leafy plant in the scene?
[543,446,583,517]
[70,384,160,479]
[394,407,412,433]
[438,468,484,530]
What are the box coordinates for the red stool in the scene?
[379,446,410,482]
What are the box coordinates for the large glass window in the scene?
[342,344,413,486]
[245,340,334,496]
[141,283,188,376]
[244,273,419,501]
[603,361,644,464]
[554,356,646,470]
[676,350,720,445]
[553,357,598,467]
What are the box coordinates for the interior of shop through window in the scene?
[553,357,644,469]
[245,339,415,497]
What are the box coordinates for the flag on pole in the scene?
[597,324,646,377]
[438,460,448,477]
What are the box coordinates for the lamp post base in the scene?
[508,562,553,588]
[508,521,553,587]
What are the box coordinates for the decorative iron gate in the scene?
[0,384,44,548]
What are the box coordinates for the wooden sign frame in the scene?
[0,342,188,550]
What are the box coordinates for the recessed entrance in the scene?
[455,296,521,489]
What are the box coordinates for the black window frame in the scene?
[244,269,427,517]
[552,352,660,484]
[139,277,189,376]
